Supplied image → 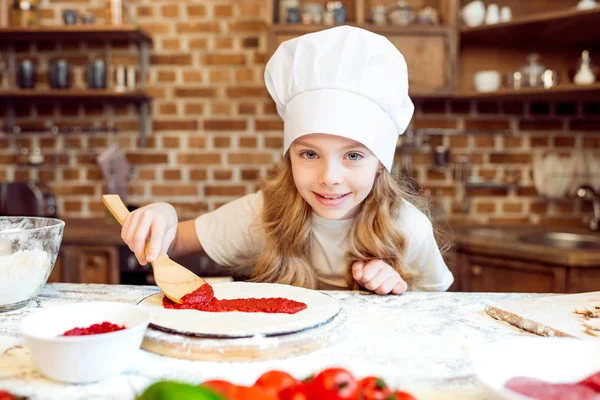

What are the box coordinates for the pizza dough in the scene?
[137,282,341,338]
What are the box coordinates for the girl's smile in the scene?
[290,133,381,220]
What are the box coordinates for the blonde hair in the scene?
[250,154,440,290]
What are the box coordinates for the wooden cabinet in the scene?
[49,245,120,284]
[454,249,600,293]
[458,252,567,293]
[458,1,600,100]
[266,0,459,96]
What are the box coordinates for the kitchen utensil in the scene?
[519,53,546,88]
[577,0,598,10]
[114,64,127,92]
[485,3,499,24]
[541,69,560,88]
[0,216,64,312]
[102,194,206,304]
[388,0,414,25]
[469,337,600,400]
[106,0,124,25]
[62,9,77,25]
[96,142,131,200]
[279,0,299,23]
[86,59,107,89]
[505,71,522,89]
[500,6,512,22]
[485,291,600,339]
[0,181,56,217]
[20,301,150,383]
[126,66,136,90]
[473,70,500,92]
[432,145,450,168]
[462,0,485,27]
[10,0,39,27]
[332,1,346,24]
[574,50,596,85]
[17,59,35,88]
[49,59,71,89]
[417,6,439,25]
[80,11,95,24]
[371,5,387,25]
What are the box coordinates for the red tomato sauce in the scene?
[62,322,126,336]
[162,283,307,314]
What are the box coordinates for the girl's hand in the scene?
[352,260,408,295]
[121,202,178,265]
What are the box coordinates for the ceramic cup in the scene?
[473,70,501,92]
[462,0,485,27]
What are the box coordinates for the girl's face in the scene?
[289,133,381,220]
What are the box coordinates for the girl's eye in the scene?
[347,152,363,161]
[301,151,317,159]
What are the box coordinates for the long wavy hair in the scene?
[250,153,443,290]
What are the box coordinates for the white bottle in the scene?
[500,6,512,22]
[574,50,597,85]
[485,3,500,24]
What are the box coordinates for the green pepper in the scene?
[137,381,226,400]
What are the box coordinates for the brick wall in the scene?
[1,0,599,227]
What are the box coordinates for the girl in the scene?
[120,26,454,295]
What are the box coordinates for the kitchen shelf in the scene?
[0,25,152,44]
[456,83,600,100]
[0,89,151,102]
[270,23,452,36]
[0,25,152,146]
[460,7,600,48]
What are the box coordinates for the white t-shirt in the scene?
[195,191,454,291]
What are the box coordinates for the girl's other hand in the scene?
[121,202,178,265]
[352,260,407,295]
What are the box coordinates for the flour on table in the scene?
[0,249,50,305]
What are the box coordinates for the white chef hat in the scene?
[264,25,414,172]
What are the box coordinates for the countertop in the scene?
[0,283,543,400]
[450,224,600,267]
[61,217,600,267]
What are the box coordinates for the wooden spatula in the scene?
[102,194,205,304]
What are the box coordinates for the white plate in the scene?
[469,337,600,400]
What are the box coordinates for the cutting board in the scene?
[485,291,600,339]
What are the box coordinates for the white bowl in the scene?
[473,70,501,92]
[462,0,486,27]
[20,301,150,383]
[469,337,600,400]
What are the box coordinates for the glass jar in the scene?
[519,53,546,88]
[388,0,414,25]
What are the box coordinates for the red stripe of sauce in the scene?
[162,283,307,314]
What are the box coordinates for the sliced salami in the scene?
[505,376,598,400]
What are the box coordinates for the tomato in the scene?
[358,376,391,400]
[311,367,359,400]
[200,380,237,398]
[232,385,277,400]
[579,371,600,392]
[279,382,314,400]
[0,391,15,400]
[387,390,416,400]
[253,370,298,397]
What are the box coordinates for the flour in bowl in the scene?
[0,249,51,305]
